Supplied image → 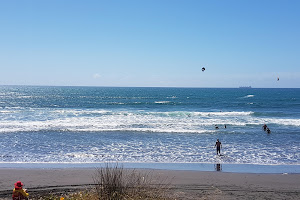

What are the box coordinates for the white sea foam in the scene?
[262,118,300,126]
[241,95,255,98]
[0,109,299,133]
[155,101,171,104]
[1,134,299,165]
[166,96,177,99]
[65,152,96,159]
[193,111,253,116]
[0,110,14,113]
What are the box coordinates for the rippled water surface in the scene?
[0,86,299,165]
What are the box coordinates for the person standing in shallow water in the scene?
[215,139,222,155]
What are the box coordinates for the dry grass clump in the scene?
[93,163,171,200]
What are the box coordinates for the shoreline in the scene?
[1,168,300,199]
[0,162,299,174]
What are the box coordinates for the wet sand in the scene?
[0,168,299,199]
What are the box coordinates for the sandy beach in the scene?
[1,168,299,199]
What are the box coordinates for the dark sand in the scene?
[1,168,299,199]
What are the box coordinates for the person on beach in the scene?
[215,139,222,155]
[12,181,29,200]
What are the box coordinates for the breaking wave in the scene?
[0,108,298,133]
[241,95,255,98]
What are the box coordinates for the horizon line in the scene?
[0,84,299,89]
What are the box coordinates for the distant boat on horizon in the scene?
[239,86,252,89]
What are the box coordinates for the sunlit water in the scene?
[0,86,299,167]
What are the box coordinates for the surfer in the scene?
[215,125,219,129]
[267,128,271,134]
[262,124,267,131]
[215,139,222,155]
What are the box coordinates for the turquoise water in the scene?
[0,86,299,169]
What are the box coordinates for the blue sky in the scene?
[0,0,299,88]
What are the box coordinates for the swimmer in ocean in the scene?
[262,124,267,131]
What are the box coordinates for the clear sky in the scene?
[0,0,299,88]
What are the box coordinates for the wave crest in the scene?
[241,95,255,98]
[0,109,299,133]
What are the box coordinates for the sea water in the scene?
[0,86,299,172]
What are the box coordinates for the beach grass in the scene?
[38,164,172,200]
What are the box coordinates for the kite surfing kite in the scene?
[202,67,206,72]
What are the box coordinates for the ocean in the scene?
[0,86,299,172]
